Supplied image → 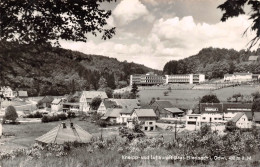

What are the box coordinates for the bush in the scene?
[26,112,43,118]
[97,120,108,127]
[67,112,76,118]
[41,116,49,123]
[58,113,67,120]
[4,105,18,123]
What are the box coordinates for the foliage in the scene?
[163,91,169,96]
[98,76,107,90]
[105,87,114,98]
[67,112,76,119]
[90,97,102,110]
[0,42,156,96]
[252,98,260,118]
[0,0,116,45]
[131,83,139,98]
[200,124,211,137]
[232,93,243,102]
[163,47,260,79]
[41,114,68,123]
[113,91,136,99]
[200,94,220,103]
[25,112,43,118]
[218,0,260,48]
[4,105,18,123]
[225,121,238,132]
[251,91,260,101]
[91,112,103,122]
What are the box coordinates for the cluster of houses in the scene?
[34,89,260,132]
[186,102,260,130]
[0,86,28,100]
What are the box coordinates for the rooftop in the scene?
[134,109,157,117]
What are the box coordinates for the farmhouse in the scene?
[131,109,157,131]
[63,103,80,113]
[35,122,92,144]
[38,96,54,109]
[118,108,134,123]
[81,91,108,103]
[97,100,117,115]
[111,99,140,111]
[0,86,15,99]
[18,91,28,100]
[231,113,252,129]
[51,98,65,112]
[101,108,122,123]
[254,112,260,125]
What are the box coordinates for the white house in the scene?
[79,92,90,113]
[51,98,64,112]
[97,100,117,115]
[118,108,133,124]
[0,86,15,99]
[101,108,122,123]
[185,114,202,131]
[231,113,252,129]
[131,109,157,131]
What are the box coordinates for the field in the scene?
[138,85,260,108]
[0,118,119,152]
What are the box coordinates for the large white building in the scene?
[224,73,253,82]
[165,74,205,84]
[130,73,205,86]
[0,86,15,99]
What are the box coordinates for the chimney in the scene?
[62,122,66,128]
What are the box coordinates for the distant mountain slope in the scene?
[0,42,159,96]
[163,47,260,79]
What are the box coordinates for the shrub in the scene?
[58,113,67,120]
[67,111,76,118]
[26,112,43,118]
[4,105,18,123]
[41,116,49,123]
[97,120,108,127]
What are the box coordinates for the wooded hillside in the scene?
[0,42,158,96]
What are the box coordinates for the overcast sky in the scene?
[60,0,255,70]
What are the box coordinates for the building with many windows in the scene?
[130,73,205,85]
[165,74,205,84]
[130,73,165,86]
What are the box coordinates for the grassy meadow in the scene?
[138,85,260,108]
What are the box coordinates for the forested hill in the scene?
[163,47,260,79]
[0,42,159,96]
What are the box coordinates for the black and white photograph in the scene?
[0,0,260,166]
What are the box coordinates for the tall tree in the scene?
[200,94,220,103]
[218,0,260,48]
[0,0,116,45]
[131,83,139,97]
[98,76,107,90]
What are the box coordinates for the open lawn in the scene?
[138,85,260,109]
[0,118,119,152]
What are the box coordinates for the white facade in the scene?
[79,93,90,113]
[234,114,252,129]
[0,86,15,99]
[224,73,253,82]
[185,114,202,131]
[97,101,106,115]
[200,113,225,123]
[118,113,132,123]
[165,74,205,84]
[51,99,63,112]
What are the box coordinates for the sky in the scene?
[60,0,256,70]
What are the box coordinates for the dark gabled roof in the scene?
[35,123,92,144]
[103,100,117,108]
[40,96,54,103]
[82,91,108,99]
[103,108,122,118]
[231,113,245,123]
[152,100,174,108]
[111,99,140,111]
[164,108,184,113]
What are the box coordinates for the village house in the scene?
[101,108,122,123]
[81,91,108,104]
[51,98,66,112]
[118,108,134,124]
[254,112,260,125]
[63,103,80,113]
[248,55,259,62]
[149,100,184,118]
[18,91,28,101]
[231,113,252,129]
[131,109,157,131]
[38,96,54,109]
[97,100,117,115]
[111,99,140,111]
[0,86,15,99]
[185,114,202,131]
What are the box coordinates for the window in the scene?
[202,117,206,120]
[150,127,154,131]
[187,121,196,125]
[149,122,153,125]
[144,127,148,131]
